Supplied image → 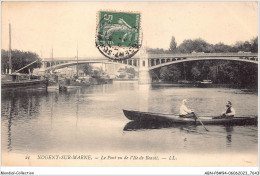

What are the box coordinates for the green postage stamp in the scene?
[96,11,141,60]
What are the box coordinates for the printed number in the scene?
[103,47,112,55]
[107,50,112,55]
[103,47,108,53]
[115,52,124,57]
[104,14,113,22]
[25,155,30,160]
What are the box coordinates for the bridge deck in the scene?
[42,53,258,62]
[40,52,258,72]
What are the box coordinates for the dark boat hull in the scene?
[2,80,47,89]
[123,109,257,126]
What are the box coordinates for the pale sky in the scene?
[1,1,258,59]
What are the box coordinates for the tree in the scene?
[1,50,9,74]
[160,65,181,82]
[208,66,218,82]
[147,48,166,54]
[250,37,258,53]
[214,43,232,53]
[177,38,211,53]
[125,67,136,77]
[201,61,211,79]
[243,41,252,52]
[92,70,100,78]
[1,49,42,74]
[191,67,201,80]
[160,67,170,81]
[78,64,93,75]
[169,36,177,52]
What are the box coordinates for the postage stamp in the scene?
[96,11,142,60]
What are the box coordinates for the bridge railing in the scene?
[147,52,258,59]
[41,52,258,70]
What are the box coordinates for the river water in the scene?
[1,81,258,165]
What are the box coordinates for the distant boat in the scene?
[177,80,194,84]
[196,80,213,88]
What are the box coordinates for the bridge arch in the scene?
[149,57,258,70]
[43,60,138,72]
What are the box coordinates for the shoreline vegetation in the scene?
[150,59,258,89]
[150,82,257,91]
[148,36,258,89]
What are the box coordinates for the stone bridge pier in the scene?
[138,49,151,84]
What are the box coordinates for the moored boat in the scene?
[123,109,257,126]
[1,23,46,90]
[2,74,46,89]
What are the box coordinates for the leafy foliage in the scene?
[156,61,257,88]
[148,36,258,54]
[160,65,181,82]
[78,64,106,78]
[169,36,177,52]
[148,36,258,88]
[78,64,93,75]
[1,49,42,74]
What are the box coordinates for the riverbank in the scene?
[113,78,138,81]
[54,77,113,87]
[151,82,257,90]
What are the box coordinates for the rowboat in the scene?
[123,109,257,126]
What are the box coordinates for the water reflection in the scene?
[2,89,48,152]
[225,126,233,147]
[7,100,13,152]
[123,120,194,131]
[1,83,258,154]
[123,120,256,150]
[138,84,151,112]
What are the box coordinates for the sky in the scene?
[1,1,258,59]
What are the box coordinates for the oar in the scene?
[193,113,209,132]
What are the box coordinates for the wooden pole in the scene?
[51,48,53,66]
[76,42,78,77]
[8,23,12,74]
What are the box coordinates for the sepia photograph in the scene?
[1,1,258,174]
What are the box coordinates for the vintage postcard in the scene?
[1,1,258,174]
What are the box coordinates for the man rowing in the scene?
[221,101,236,118]
[179,99,197,119]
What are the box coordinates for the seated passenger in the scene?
[221,101,236,118]
[179,99,196,119]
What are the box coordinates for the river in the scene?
[1,81,258,166]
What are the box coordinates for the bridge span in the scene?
[43,59,138,72]
[40,52,258,83]
[148,54,258,70]
[41,52,258,71]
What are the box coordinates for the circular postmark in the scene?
[96,11,142,60]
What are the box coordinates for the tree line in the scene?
[149,36,258,88]
[148,36,258,54]
[1,49,42,74]
[151,61,257,88]
[78,64,107,78]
